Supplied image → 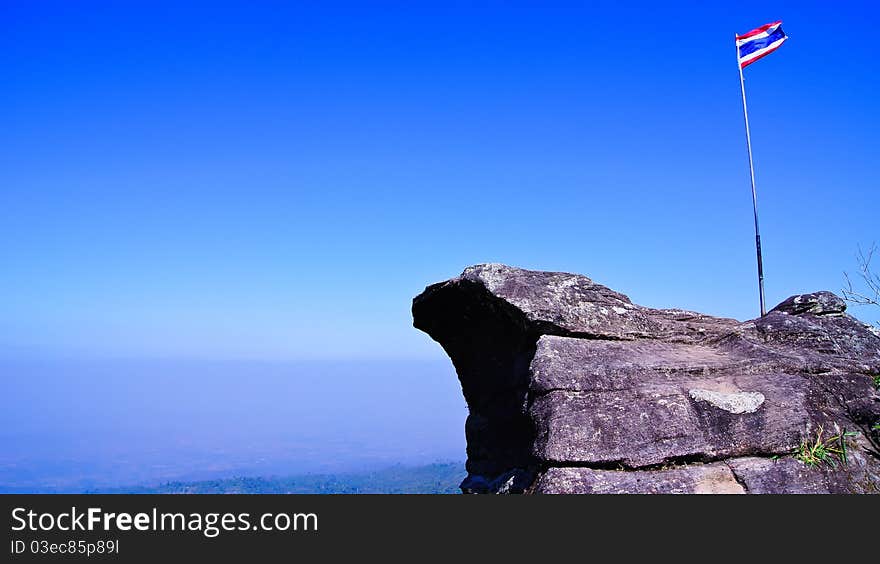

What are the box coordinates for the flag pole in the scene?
[736,34,767,317]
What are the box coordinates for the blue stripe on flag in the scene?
[738,27,786,58]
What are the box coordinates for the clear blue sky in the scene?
[2,1,878,361]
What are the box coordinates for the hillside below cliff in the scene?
[413,264,880,494]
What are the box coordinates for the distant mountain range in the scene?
[87,462,465,494]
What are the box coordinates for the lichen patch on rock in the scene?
[688,389,766,414]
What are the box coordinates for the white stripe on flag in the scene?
[739,36,787,65]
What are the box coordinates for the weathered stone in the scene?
[771,291,847,316]
[726,448,880,494]
[413,264,880,494]
[529,365,807,468]
[533,463,746,494]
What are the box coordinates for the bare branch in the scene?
[842,243,880,312]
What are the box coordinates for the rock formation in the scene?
[412,264,880,494]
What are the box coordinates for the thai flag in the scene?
[736,21,787,68]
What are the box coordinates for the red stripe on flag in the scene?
[736,20,782,40]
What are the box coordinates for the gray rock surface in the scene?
[413,264,880,494]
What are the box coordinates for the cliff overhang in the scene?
[413,264,880,494]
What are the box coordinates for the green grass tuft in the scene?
[793,426,858,468]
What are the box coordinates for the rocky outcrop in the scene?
[412,264,880,494]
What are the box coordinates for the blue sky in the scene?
[2,1,879,361]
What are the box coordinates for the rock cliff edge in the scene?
[412,264,880,493]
